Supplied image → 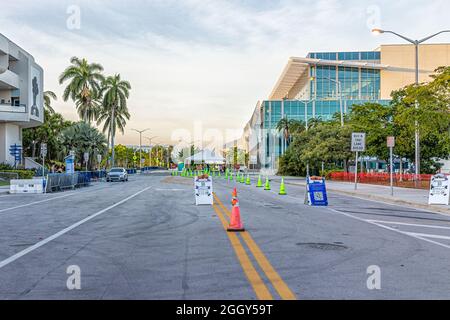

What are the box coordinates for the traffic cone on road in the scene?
[240,174,245,184]
[264,176,271,190]
[256,175,263,188]
[279,177,287,195]
[227,194,245,232]
[232,187,238,198]
[245,175,251,185]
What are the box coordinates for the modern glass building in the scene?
[242,44,450,171]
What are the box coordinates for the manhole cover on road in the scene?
[296,242,348,250]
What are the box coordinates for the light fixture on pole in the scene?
[144,136,158,167]
[371,28,450,179]
[131,128,151,171]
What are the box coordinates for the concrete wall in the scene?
[0,123,21,165]
[380,44,450,99]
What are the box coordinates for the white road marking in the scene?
[0,184,110,215]
[405,232,450,241]
[0,186,152,269]
[329,208,450,250]
[367,220,450,230]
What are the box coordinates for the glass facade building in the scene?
[252,50,391,169]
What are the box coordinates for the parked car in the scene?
[106,167,128,182]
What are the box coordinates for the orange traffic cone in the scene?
[232,187,238,198]
[227,196,245,232]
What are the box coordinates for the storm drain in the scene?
[296,242,348,250]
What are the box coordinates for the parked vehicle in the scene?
[106,167,128,182]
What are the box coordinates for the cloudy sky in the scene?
[1,0,449,146]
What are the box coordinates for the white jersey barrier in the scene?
[10,178,46,194]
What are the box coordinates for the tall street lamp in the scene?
[145,136,158,166]
[372,28,450,178]
[132,128,151,170]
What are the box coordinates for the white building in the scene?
[0,34,44,165]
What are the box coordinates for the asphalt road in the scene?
[1,173,450,299]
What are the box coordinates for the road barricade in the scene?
[10,178,45,194]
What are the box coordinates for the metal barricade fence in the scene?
[0,172,19,185]
[45,172,97,193]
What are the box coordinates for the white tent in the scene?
[184,149,225,164]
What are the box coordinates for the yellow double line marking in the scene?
[213,193,296,300]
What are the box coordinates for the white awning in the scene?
[184,149,225,164]
[269,57,389,100]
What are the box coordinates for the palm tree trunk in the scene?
[110,105,116,167]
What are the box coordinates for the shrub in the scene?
[1,170,35,179]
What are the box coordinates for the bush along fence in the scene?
[328,172,433,189]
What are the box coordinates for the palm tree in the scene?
[98,74,131,167]
[58,57,105,123]
[58,122,107,170]
[276,117,290,142]
[43,91,57,114]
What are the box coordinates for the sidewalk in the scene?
[279,177,450,215]
[0,185,9,194]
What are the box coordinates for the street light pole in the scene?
[372,28,450,179]
[144,136,158,167]
[132,128,150,171]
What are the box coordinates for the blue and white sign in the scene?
[305,176,328,206]
[65,154,75,174]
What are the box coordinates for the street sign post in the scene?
[41,143,47,193]
[84,152,89,172]
[387,136,395,196]
[9,144,22,169]
[351,133,366,190]
[97,154,102,169]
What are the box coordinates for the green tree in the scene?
[23,110,73,160]
[97,74,131,168]
[391,66,450,173]
[43,90,57,114]
[58,122,108,170]
[348,103,394,162]
[59,57,105,123]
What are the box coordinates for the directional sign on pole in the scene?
[387,136,395,148]
[351,133,366,152]
[40,143,47,157]
[351,133,365,190]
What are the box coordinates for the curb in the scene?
[286,181,450,216]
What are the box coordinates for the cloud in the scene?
[1,0,449,147]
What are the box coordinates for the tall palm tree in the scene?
[58,57,105,123]
[98,74,131,167]
[43,91,57,114]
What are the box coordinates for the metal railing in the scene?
[45,172,95,193]
[0,171,19,185]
